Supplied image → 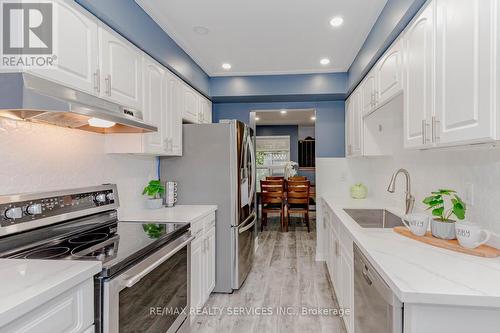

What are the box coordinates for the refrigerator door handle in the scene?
[248,135,256,207]
[239,213,256,234]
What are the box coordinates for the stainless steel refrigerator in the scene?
[161,120,256,293]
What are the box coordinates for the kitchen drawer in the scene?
[191,212,216,238]
[1,279,94,333]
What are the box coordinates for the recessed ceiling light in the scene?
[222,63,232,70]
[280,110,287,114]
[193,26,210,35]
[320,58,330,65]
[330,16,344,27]
[255,117,260,121]
[311,116,316,121]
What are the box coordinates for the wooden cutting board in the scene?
[393,226,500,258]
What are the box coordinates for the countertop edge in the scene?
[0,260,101,327]
[321,195,500,308]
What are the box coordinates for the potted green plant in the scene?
[142,180,165,209]
[422,189,466,240]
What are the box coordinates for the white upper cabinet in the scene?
[99,26,143,110]
[360,74,377,115]
[376,38,403,107]
[142,56,166,154]
[434,0,496,145]
[165,71,183,155]
[346,88,362,157]
[403,0,435,149]
[182,84,200,123]
[28,0,99,95]
[199,97,212,124]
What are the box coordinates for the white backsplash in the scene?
[317,110,500,246]
[0,118,157,216]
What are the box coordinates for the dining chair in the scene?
[288,176,307,181]
[260,180,285,231]
[266,176,285,181]
[286,180,310,232]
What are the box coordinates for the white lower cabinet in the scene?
[323,202,354,333]
[190,213,216,320]
[1,279,94,333]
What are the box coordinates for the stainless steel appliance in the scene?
[161,120,256,292]
[0,185,192,333]
[354,244,403,333]
[0,73,157,133]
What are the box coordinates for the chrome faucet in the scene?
[387,168,415,215]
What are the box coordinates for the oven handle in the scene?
[123,234,194,288]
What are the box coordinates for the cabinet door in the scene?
[205,225,216,298]
[28,0,98,95]
[182,84,199,123]
[165,72,183,155]
[340,250,354,333]
[190,237,204,309]
[200,97,212,124]
[376,38,403,106]
[1,279,94,333]
[142,57,166,154]
[403,2,434,149]
[99,26,143,109]
[434,0,495,145]
[351,90,362,155]
[346,90,362,157]
[361,74,376,115]
[345,96,353,157]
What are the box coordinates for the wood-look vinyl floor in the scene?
[190,215,348,333]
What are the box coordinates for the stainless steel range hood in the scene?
[0,73,157,134]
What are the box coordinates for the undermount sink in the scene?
[344,209,404,228]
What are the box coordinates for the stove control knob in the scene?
[94,194,106,203]
[26,203,42,216]
[106,193,115,201]
[5,207,23,220]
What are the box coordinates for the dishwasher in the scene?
[354,244,403,333]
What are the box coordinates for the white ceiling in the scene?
[136,0,388,76]
[255,109,315,126]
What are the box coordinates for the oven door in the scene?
[103,232,194,333]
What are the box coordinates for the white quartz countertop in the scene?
[119,205,217,223]
[0,259,101,327]
[322,195,500,308]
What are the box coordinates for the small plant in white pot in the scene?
[423,189,466,240]
[142,180,165,209]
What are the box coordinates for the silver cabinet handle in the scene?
[93,69,100,93]
[124,235,194,288]
[105,74,111,96]
[432,116,440,142]
[422,120,430,144]
[362,265,373,285]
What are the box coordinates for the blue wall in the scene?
[213,101,345,157]
[210,73,347,102]
[347,0,427,92]
[75,0,210,96]
[256,125,299,162]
